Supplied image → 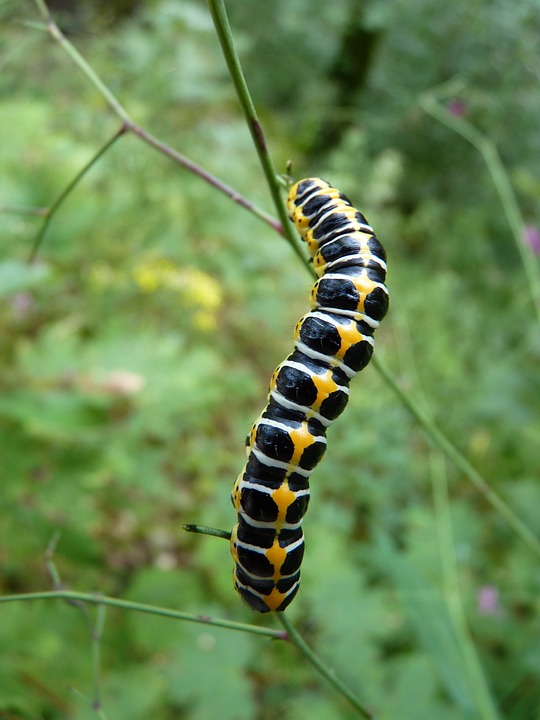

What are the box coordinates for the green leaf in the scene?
[124,568,206,653]
[166,620,255,720]
[372,534,476,715]
[100,665,166,719]
[0,390,109,441]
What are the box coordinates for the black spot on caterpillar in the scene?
[230,178,389,612]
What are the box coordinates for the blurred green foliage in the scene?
[1,0,539,718]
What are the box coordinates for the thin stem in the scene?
[44,531,64,589]
[431,451,500,720]
[32,0,131,123]
[44,532,94,628]
[0,591,287,640]
[420,85,540,325]
[45,536,107,715]
[70,686,109,720]
[207,0,308,268]
[372,355,540,559]
[30,0,281,238]
[91,603,107,715]
[129,124,282,233]
[278,614,374,719]
[183,524,232,540]
[29,128,125,263]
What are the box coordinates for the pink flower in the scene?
[523,225,540,254]
[447,98,467,117]
[477,586,500,616]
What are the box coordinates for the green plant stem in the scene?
[128,124,282,233]
[278,614,373,719]
[28,128,125,263]
[207,0,308,269]
[30,0,281,242]
[373,355,540,559]
[70,686,108,719]
[431,451,500,720]
[420,84,540,325]
[45,534,107,714]
[92,604,107,716]
[44,531,64,590]
[45,531,94,627]
[0,591,287,639]
[33,0,131,123]
[183,524,232,540]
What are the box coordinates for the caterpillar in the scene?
[230,177,389,612]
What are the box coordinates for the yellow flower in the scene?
[133,260,170,293]
[174,268,223,312]
[131,258,223,330]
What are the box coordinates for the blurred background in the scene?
[1,0,539,718]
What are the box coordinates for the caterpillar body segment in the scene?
[231,177,389,612]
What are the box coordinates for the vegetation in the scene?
[1,0,539,718]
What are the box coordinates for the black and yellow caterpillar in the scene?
[230,178,389,612]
